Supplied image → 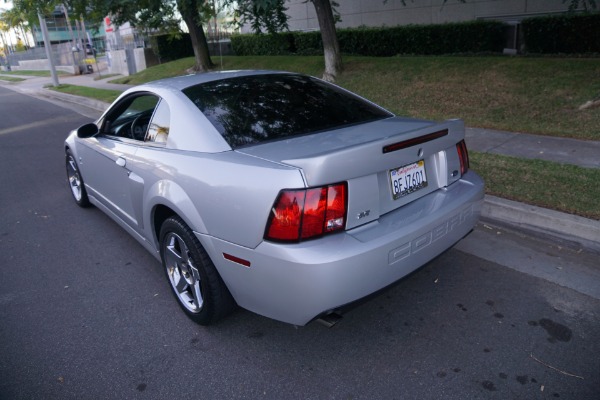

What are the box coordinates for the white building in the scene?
[285,0,584,30]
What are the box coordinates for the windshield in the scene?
[182,73,393,148]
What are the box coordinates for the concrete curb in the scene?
[482,195,600,253]
[37,88,111,114]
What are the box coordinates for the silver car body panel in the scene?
[201,172,483,325]
[67,133,305,250]
[65,71,484,325]
[238,118,467,230]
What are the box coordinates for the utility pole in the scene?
[37,11,59,86]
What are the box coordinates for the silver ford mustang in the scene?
[65,71,484,326]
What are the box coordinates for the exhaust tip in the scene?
[316,312,343,328]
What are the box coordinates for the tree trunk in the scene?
[311,0,342,82]
[0,31,7,53]
[20,24,29,48]
[180,5,214,72]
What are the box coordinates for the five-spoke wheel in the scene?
[65,149,90,207]
[163,231,204,313]
[160,217,235,325]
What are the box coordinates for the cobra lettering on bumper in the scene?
[388,205,473,265]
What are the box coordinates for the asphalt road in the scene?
[1,85,599,400]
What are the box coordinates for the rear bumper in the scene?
[199,171,484,326]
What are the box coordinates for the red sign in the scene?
[105,16,113,32]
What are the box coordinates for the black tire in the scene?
[159,216,236,325]
[65,149,91,207]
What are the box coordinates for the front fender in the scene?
[64,130,78,153]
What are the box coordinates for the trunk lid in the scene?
[237,117,467,230]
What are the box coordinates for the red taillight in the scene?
[301,187,327,238]
[265,183,347,242]
[456,140,470,176]
[265,190,305,241]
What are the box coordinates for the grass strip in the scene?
[47,84,122,103]
[470,152,600,220]
[109,57,196,84]
[0,75,25,82]
[94,73,121,81]
[1,70,68,77]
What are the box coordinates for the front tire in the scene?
[159,217,235,325]
[65,149,90,207]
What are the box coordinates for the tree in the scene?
[176,0,214,71]
[0,20,10,55]
[11,0,216,72]
[11,0,54,27]
[233,0,341,81]
[310,0,340,82]
[1,8,23,48]
[1,7,33,48]
[68,0,216,71]
[232,0,288,34]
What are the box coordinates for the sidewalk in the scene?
[466,127,600,169]
[60,72,135,91]
[1,71,599,252]
[0,71,133,96]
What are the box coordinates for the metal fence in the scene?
[105,31,147,51]
[2,28,234,72]
[5,36,108,67]
[4,40,101,71]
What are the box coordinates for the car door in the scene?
[76,94,159,231]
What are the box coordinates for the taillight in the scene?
[456,140,470,176]
[265,183,347,242]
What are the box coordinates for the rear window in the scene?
[182,74,392,148]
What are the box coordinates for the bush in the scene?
[293,31,323,55]
[521,13,600,54]
[148,34,194,63]
[338,21,505,56]
[230,33,295,55]
[231,20,505,57]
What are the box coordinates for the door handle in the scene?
[116,157,127,167]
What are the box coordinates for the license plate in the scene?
[389,160,428,200]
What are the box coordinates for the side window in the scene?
[103,94,159,141]
[144,100,170,143]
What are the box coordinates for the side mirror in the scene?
[77,123,99,138]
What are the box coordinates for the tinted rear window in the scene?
[182,74,392,148]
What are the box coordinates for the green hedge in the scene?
[231,20,506,56]
[337,21,505,56]
[521,13,600,54]
[148,34,194,63]
[292,31,322,55]
[151,14,600,62]
[230,33,296,55]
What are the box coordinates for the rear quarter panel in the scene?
[132,147,304,249]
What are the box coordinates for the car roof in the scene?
[141,70,294,92]
[112,70,324,153]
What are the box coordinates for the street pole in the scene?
[37,11,59,87]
